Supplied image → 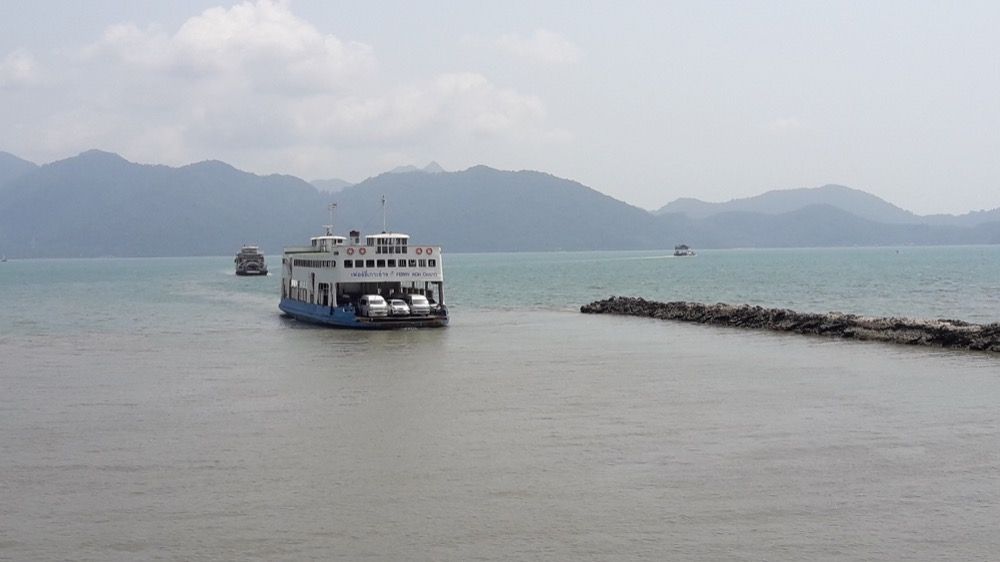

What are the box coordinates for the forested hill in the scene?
[0,150,998,258]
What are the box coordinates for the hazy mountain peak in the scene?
[311,177,353,193]
[386,162,448,175]
[387,164,421,174]
[182,159,239,174]
[75,149,128,163]
[0,150,35,165]
[656,183,920,224]
[0,150,39,186]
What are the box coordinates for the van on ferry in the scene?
[359,295,389,317]
[404,294,432,315]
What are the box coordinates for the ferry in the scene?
[673,244,696,257]
[235,245,268,275]
[278,203,448,329]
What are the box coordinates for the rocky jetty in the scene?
[581,297,1000,353]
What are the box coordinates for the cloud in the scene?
[496,29,582,64]
[0,49,42,89]
[286,72,551,146]
[87,0,377,93]
[8,0,568,180]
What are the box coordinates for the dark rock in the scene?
[580,297,1000,353]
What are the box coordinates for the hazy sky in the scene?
[1,0,998,214]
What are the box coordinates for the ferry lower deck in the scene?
[279,298,449,329]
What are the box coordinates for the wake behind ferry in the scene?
[279,205,448,329]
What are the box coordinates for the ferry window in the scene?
[397,260,406,268]
[387,259,396,267]
[408,259,417,267]
[377,259,385,268]
[344,260,353,268]
[429,259,436,267]
[418,259,427,267]
[366,259,375,268]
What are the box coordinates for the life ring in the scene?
[416,247,423,255]
[359,247,367,255]
[425,248,433,255]
[347,248,354,255]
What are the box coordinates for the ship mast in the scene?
[324,203,337,235]
[381,194,387,233]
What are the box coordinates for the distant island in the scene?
[1,149,998,258]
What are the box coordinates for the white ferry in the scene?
[278,203,448,329]
[235,245,268,276]
[673,244,696,257]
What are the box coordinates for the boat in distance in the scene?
[235,245,268,276]
[673,244,696,257]
[278,215,448,329]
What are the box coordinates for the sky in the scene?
[1,0,999,215]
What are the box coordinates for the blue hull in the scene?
[279,298,448,329]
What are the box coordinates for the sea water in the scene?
[2,247,999,560]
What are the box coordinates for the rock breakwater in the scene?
[581,297,1000,352]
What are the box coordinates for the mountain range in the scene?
[656,184,1000,227]
[1,149,998,258]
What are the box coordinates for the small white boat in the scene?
[673,244,696,257]
[235,245,268,276]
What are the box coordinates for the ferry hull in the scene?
[279,298,448,329]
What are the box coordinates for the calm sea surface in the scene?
[2,247,999,561]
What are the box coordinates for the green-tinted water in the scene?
[2,247,999,560]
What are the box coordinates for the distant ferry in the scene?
[673,244,696,257]
[278,202,448,329]
[235,245,268,276]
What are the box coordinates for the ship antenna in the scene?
[324,202,337,235]
[381,194,387,233]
